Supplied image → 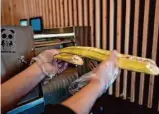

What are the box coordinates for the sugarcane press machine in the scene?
[1,26,90,114]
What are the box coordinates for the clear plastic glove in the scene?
[69,51,120,96]
[30,49,68,79]
[91,51,119,95]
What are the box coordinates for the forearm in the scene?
[1,63,45,112]
[62,80,103,114]
[62,51,118,114]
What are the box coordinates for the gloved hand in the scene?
[69,51,120,96]
[30,49,68,79]
[90,50,120,96]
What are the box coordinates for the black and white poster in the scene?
[1,28,16,53]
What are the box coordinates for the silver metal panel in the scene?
[1,26,34,83]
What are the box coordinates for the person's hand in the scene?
[90,50,120,96]
[31,49,68,79]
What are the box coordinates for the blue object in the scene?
[31,19,41,31]
[7,98,44,114]
[20,19,28,26]
[30,17,43,34]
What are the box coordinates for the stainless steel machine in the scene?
[1,26,34,83]
[1,26,44,114]
[1,26,90,114]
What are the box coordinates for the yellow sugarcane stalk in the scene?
[54,46,159,75]
[54,53,83,65]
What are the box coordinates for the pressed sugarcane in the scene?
[54,46,159,75]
